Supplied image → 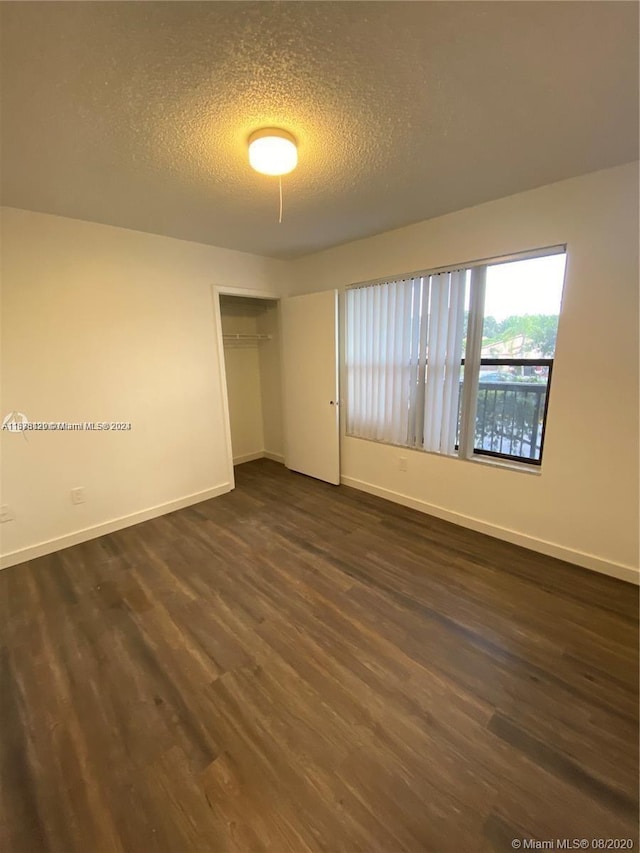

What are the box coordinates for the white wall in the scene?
[0,208,286,567]
[288,163,640,582]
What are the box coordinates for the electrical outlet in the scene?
[0,505,15,523]
[398,456,408,472]
[71,487,86,505]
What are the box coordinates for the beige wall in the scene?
[288,162,640,582]
[0,208,286,567]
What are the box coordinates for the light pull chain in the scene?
[278,176,283,224]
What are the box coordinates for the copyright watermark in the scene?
[511,840,634,850]
[2,412,132,433]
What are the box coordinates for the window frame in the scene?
[345,244,567,470]
[457,357,555,466]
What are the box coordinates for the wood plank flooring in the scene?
[1,458,638,852]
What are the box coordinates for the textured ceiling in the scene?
[1,1,638,259]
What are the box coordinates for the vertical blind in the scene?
[346,270,468,455]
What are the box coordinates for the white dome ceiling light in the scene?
[248,128,298,176]
[248,128,298,223]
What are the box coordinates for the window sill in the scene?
[345,434,543,475]
[467,454,542,476]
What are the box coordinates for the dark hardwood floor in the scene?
[1,459,638,852]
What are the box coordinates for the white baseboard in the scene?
[341,476,639,585]
[0,482,233,571]
[233,450,285,466]
[233,451,266,465]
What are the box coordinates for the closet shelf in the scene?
[223,333,272,348]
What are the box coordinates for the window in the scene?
[346,247,566,467]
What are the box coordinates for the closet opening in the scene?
[218,294,284,468]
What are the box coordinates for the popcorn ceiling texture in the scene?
[1,1,637,258]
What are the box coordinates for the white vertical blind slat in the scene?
[364,284,374,438]
[424,274,445,450]
[384,284,398,436]
[406,278,422,448]
[388,281,402,444]
[414,276,430,448]
[371,285,382,440]
[400,279,414,445]
[375,285,389,440]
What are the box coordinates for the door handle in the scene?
[329,400,339,406]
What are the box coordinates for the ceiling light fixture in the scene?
[248,128,298,176]
[248,128,298,224]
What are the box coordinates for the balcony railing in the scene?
[456,358,553,464]
[472,380,547,462]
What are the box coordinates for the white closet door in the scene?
[281,290,340,485]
